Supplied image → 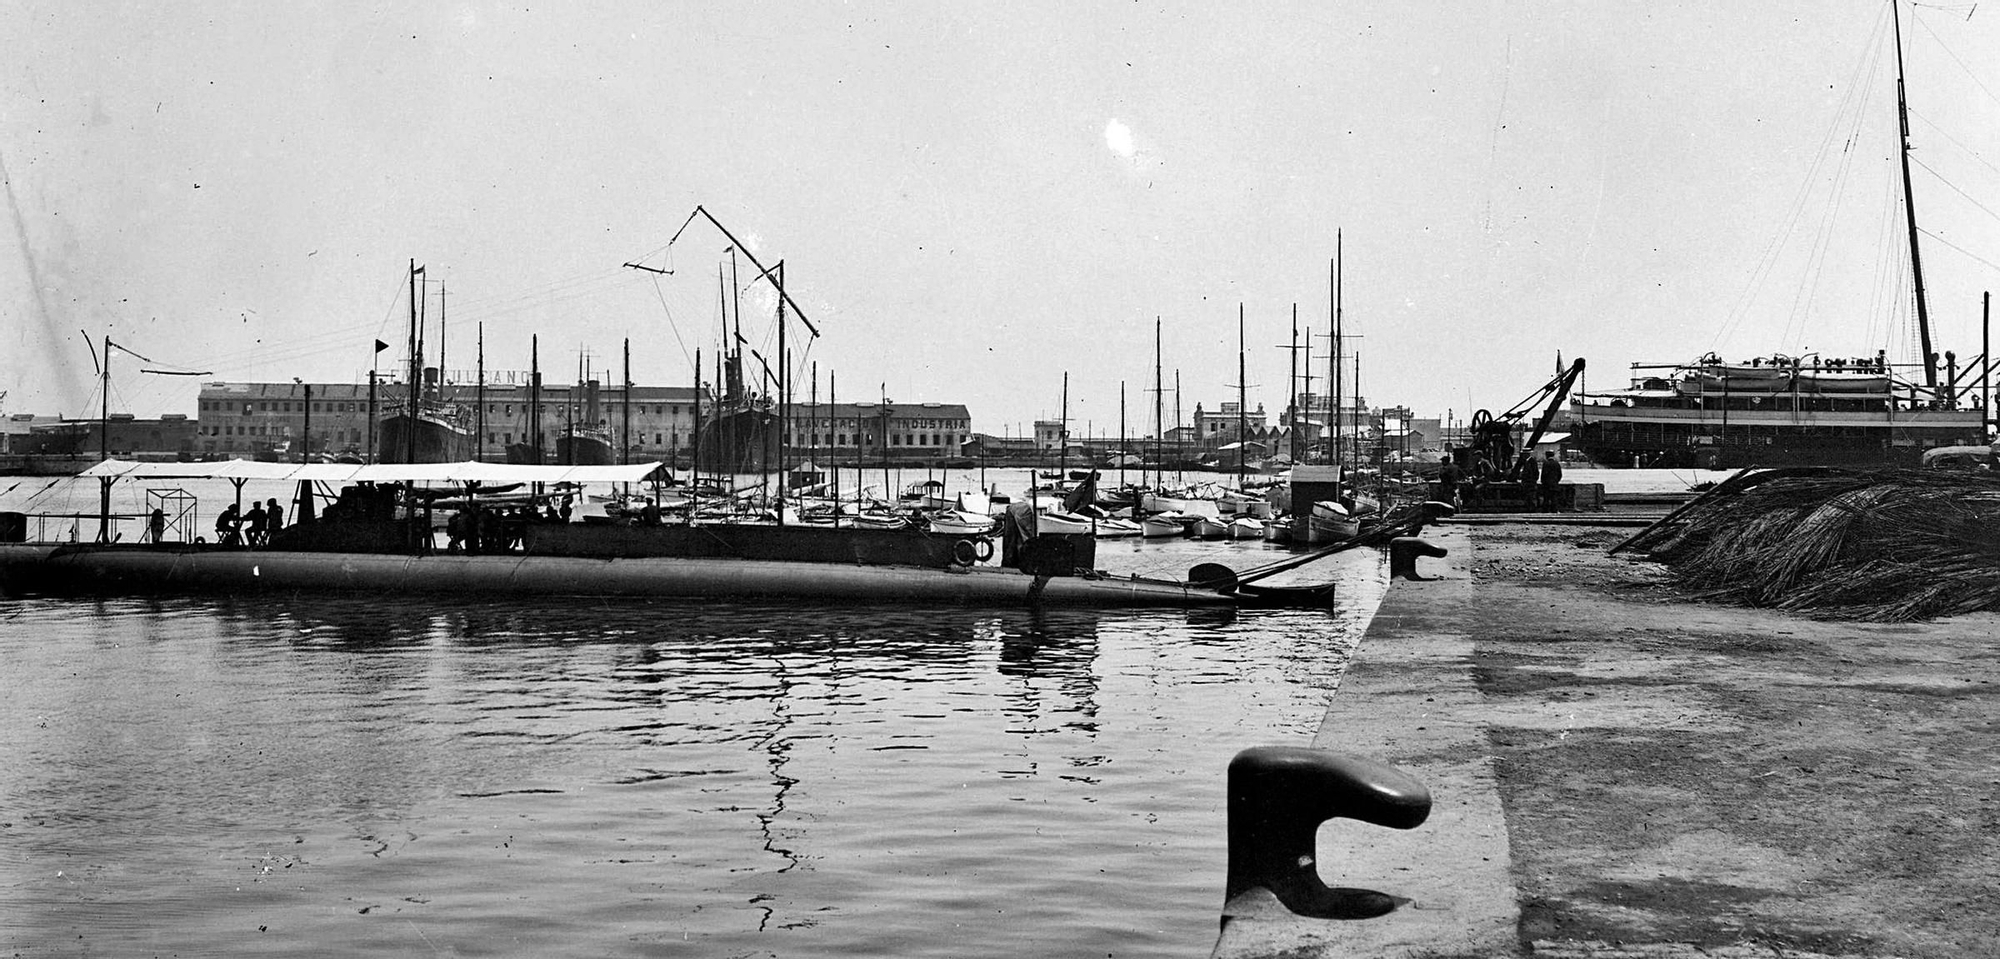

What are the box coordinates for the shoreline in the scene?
[1216,520,1999,958]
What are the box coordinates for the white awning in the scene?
[80,459,670,485]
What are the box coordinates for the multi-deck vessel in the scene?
[378,372,472,463]
[556,379,617,465]
[378,260,472,464]
[1572,5,1991,468]
[1570,352,1985,468]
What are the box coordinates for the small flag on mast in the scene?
[374,340,389,353]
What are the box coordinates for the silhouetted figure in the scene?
[1538,451,1565,511]
[446,506,471,553]
[243,502,268,547]
[1519,453,1541,510]
[214,504,241,546]
[1435,451,1463,506]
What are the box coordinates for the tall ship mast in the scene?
[555,351,616,466]
[1568,4,1987,469]
[377,260,472,464]
[636,208,818,476]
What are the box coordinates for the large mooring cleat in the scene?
[1223,746,1432,921]
[1403,499,1457,537]
[1388,537,1447,581]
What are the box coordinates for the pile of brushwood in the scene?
[1618,466,2000,621]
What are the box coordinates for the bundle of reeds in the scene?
[1622,467,2000,621]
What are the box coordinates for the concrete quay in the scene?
[1215,521,2000,958]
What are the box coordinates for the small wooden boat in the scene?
[1141,513,1189,538]
[1034,510,1095,536]
[1192,516,1231,540]
[1226,516,1265,541]
[1091,518,1144,539]
[899,479,950,510]
[927,510,998,536]
[1307,501,1360,544]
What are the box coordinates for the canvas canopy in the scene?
[80,459,670,486]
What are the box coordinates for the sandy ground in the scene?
[1469,523,2000,958]
[1215,521,2000,959]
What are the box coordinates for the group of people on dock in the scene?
[210,498,286,547]
[1434,447,1568,511]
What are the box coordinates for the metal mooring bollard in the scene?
[1388,537,1447,580]
[1224,746,1432,920]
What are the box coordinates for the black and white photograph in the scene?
[3,3,1997,956]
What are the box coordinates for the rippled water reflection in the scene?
[1,548,1384,957]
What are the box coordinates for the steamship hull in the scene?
[695,406,777,473]
[378,411,472,464]
[1570,404,1985,469]
[556,431,616,466]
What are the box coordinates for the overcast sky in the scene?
[5,1,1997,437]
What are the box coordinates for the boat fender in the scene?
[951,538,979,567]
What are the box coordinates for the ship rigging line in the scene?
[1910,155,2000,226]
[644,274,695,370]
[1918,226,2000,273]
[1711,8,1888,354]
[663,205,820,339]
[220,265,647,377]
[1910,108,2000,176]
[1911,8,1999,108]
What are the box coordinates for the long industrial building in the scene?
[193,380,971,463]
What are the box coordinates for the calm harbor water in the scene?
[0,477,1388,957]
